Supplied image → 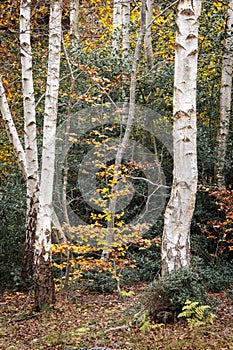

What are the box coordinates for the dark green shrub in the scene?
[226,289,233,300]
[78,269,116,293]
[192,257,233,293]
[144,268,208,323]
[125,241,161,283]
[0,172,26,291]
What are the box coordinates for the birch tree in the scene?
[144,0,154,68]
[0,0,62,310]
[161,0,202,276]
[70,0,79,47]
[216,0,233,189]
[112,0,130,57]
[122,0,130,59]
[20,0,40,283]
[112,0,123,54]
[34,0,62,310]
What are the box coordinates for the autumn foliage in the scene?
[203,188,233,258]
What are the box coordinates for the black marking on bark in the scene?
[174,111,190,119]
[188,49,198,57]
[186,34,196,39]
[175,43,186,50]
[181,9,194,16]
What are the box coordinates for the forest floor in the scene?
[0,283,233,350]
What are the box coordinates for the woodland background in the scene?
[0,1,233,349]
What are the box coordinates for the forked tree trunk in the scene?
[161,0,202,276]
[1,0,63,310]
[34,0,62,311]
[20,0,40,283]
[216,0,233,188]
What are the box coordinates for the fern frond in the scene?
[178,299,216,330]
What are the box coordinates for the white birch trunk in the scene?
[70,0,79,47]
[144,0,154,68]
[0,78,27,179]
[122,0,130,59]
[112,0,123,54]
[161,0,202,276]
[20,0,40,282]
[1,0,65,309]
[0,77,66,240]
[34,0,62,310]
[112,0,130,58]
[121,0,130,106]
[216,0,233,188]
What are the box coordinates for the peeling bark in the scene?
[20,0,40,283]
[161,0,202,276]
[34,0,62,310]
[34,240,55,311]
[112,0,130,57]
[1,0,63,310]
[112,0,122,54]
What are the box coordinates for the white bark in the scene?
[70,0,79,46]
[144,0,154,68]
[34,0,62,310]
[20,0,40,281]
[0,78,27,179]
[216,0,233,188]
[116,1,146,166]
[112,0,123,54]
[161,0,202,276]
[1,0,65,308]
[122,0,130,59]
[0,77,65,242]
[35,0,62,262]
[20,0,38,186]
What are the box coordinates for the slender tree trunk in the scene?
[144,0,154,68]
[1,73,67,262]
[70,0,79,47]
[112,0,130,58]
[102,0,147,260]
[0,78,27,179]
[112,0,123,55]
[216,0,233,189]
[34,0,62,311]
[161,0,202,276]
[122,0,130,59]
[20,0,40,283]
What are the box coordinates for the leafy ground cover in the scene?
[0,283,232,350]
